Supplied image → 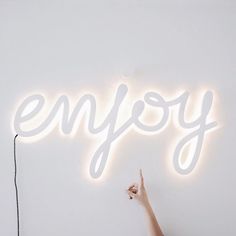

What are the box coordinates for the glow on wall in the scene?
[12,83,218,179]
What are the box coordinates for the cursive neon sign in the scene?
[13,83,218,179]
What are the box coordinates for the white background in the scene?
[0,0,236,235]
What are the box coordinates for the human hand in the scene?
[127,169,149,207]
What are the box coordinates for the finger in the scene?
[126,189,137,196]
[126,190,132,198]
[140,169,144,186]
[126,188,138,195]
[127,190,137,199]
[128,184,135,189]
[128,183,138,190]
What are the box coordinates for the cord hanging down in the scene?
[14,134,20,236]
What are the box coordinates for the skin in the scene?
[127,170,164,236]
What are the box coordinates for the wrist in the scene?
[142,197,151,209]
[143,199,155,215]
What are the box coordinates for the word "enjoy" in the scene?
[13,84,217,179]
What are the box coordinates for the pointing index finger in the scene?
[140,169,144,186]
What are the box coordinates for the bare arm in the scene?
[127,170,164,236]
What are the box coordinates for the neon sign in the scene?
[13,83,218,179]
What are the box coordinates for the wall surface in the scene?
[0,0,236,235]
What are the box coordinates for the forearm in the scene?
[143,200,164,236]
[127,170,164,236]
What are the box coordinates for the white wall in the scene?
[0,0,236,235]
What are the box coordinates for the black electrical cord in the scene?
[14,134,20,236]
